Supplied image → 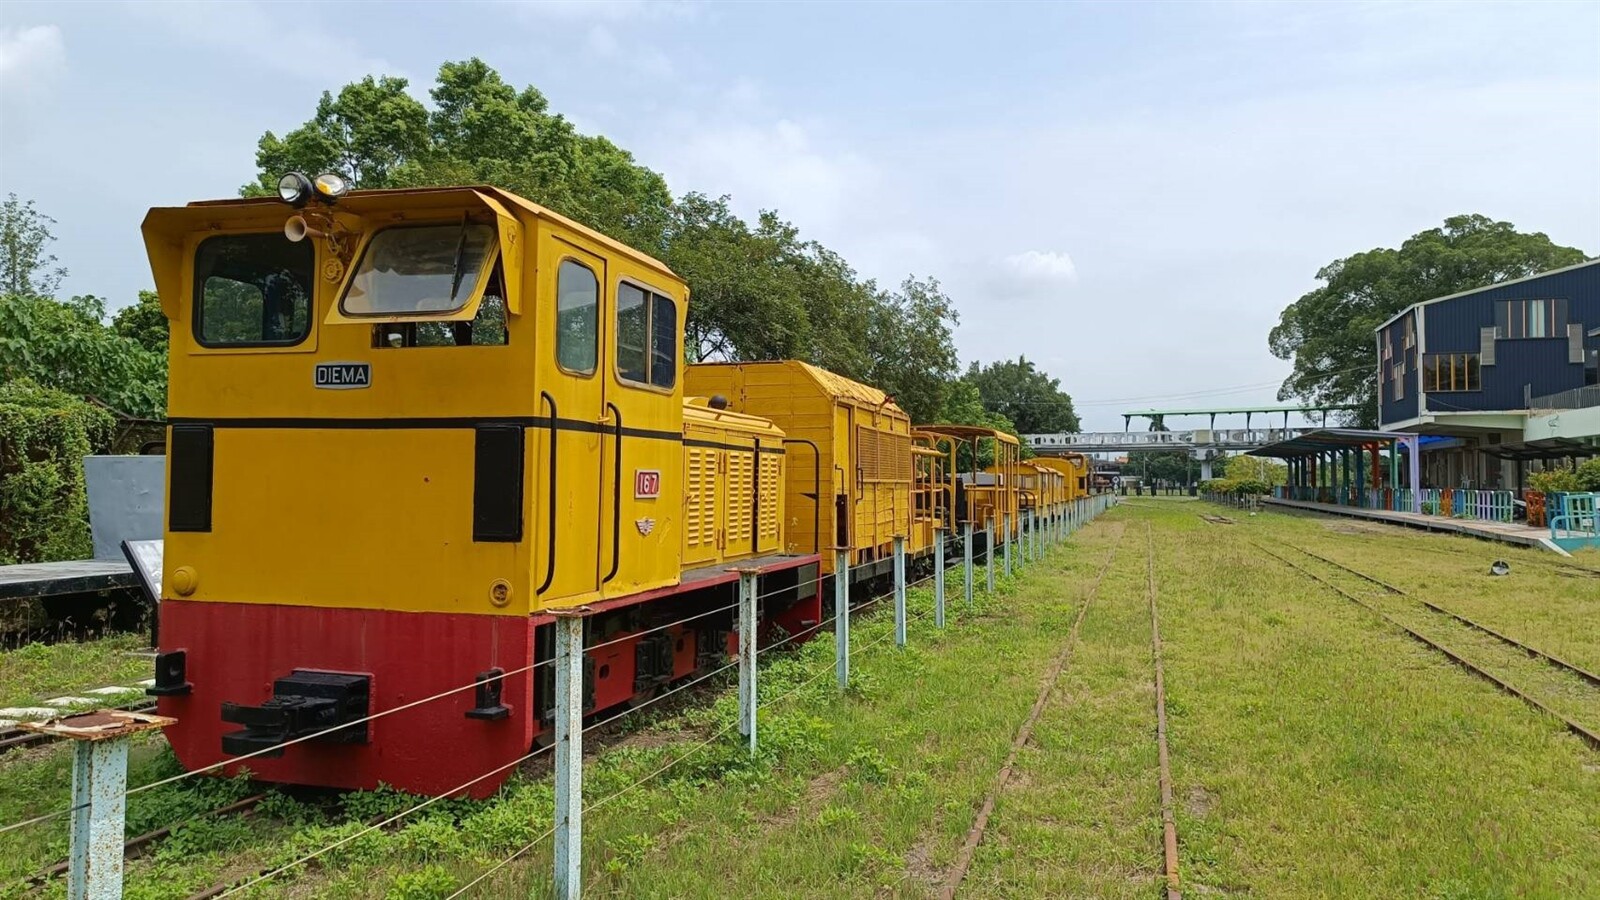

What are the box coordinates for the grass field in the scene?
[3,500,1599,899]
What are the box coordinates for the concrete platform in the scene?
[1261,497,1568,554]
[0,559,134,601]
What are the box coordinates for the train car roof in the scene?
[916,425,1021,445]
[174,185,680,283]
[692,360,907,415]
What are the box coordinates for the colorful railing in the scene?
[1271,486,1515,522]
[1549,492,1600,550]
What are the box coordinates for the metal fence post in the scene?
[893,535,907,648]
[835,550,850,691]
[934,527,946,628]
[553,613,585,900]
[21,710,171,900]
[985,518,995,593]
[963,522,974,608]
[1003,512,1013,578]
[737,569,758,754]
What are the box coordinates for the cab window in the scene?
[372,262,509,348]
[615,281,677,389]
[193,233,314,346]
[556,259,598,374]
[341,222,495,316]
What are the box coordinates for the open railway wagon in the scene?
[1034,453,1095,501]
[916,425,1023,554]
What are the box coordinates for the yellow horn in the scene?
[284,215,322,243]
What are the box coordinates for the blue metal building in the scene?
[1376,258,1600,488]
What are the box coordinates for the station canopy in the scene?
[1247,428,1412,459]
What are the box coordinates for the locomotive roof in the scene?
[915,424,1021,445]
[175,185,680,283]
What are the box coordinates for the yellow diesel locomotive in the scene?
[139,177,1087,796]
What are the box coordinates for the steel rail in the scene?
[1147,524,1182,900]
[17,793,266,892]
[1279,543,1600,689]
[1253,541,1600,752]
[940,523,1127,900]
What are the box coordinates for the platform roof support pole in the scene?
[737,569,758,754]
[1403,436,1421,511]
[1003,513,1012,578]
[963,522,974,609]
[553,613,584,900]
[835,550,850,691]
[934,526,946,629]
[893,535,907,648]
[985,520,995,594]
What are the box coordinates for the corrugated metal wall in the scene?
[1378,311,1418,426]
[1419,264,1600,413]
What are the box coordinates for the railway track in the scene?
[1146,524,1181,900]
[1254,540,1600,752]
[19,793,267,892]
[1284,544,1600,689]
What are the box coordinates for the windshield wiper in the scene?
[448,213,470,302]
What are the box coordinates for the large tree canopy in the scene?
[1269,214,1588,427]
[963,356,1080,434]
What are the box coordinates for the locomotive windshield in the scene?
[341,222,497,316]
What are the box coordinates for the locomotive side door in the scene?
[537,238,608,604]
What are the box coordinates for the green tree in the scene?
[112,290,169,355]
[0,378,117,564]
[1,193,68,298]
[865,277,961,423]
[964,356,1079,434]
[1270,215,1588,427]
[0,293,166,420]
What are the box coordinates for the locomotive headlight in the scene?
[277,172,313,207]
[313,172,350,201]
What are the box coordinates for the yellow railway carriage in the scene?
[685,361,915,583]
[917,426,1023,541]
[1035,454,1094,501]
[140,183,818,796]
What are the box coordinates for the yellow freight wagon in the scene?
[685,361,913,582]
[917,426,1022,541]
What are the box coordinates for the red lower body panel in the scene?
[157,601,534,798]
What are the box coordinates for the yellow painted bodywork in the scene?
[1035,455,1094,500]
[685,361,913,574]
[143,187,783,618]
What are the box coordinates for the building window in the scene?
[1422,353,1482,392]
[615,281,677,389]
[556,259,598,375]
[1382,331,1393,363]
[1497,299,1563,339]
[1392,362,1405,400]
[1403,316,1415,350]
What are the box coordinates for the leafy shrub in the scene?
[1577,457,1600,492]
[0,378,115,564]
[1529,468,1583,494]
[385,864,458,900]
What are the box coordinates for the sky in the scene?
[1,0,1597,432]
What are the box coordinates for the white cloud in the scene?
[654,114,874,240]
[1001,250,1078,285]
[125,3,400,85]
[0,25,66,96]
[503,0,699,22]
[584,23,674,79]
